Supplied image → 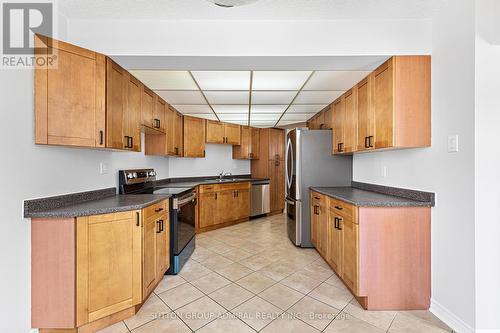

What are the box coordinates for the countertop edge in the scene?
[310,187,433,207]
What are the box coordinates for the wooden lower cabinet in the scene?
[197,182,251,233]
[31,201,170,333]
[310,190,431,310]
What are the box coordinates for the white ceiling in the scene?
[59,0,441,20]
[130,69,375,127]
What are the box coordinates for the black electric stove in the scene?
[119,169,195,274]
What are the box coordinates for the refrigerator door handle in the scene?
[285,137,293,190]
[285,197,295,205]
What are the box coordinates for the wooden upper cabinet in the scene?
[373,56,431,149]
[224,123,241,145]
[233,126,260,160]
[323,105,333,130]
[356,76,375,151]
[174,111,184,156]
[106,59,128,150]
[183,116,206,158]
[165,106,176,155]
[206,120,225,144]
[154,96,166,133]
[125,75,142,152]
[343,89,357,153]
[141,87,155,130]
[35,35,106,148]
[206,120,241,145]
[250,127,260,159]
[332,97,345,154]
[269,128,284,161]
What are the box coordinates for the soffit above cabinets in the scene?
[130,69,375,128]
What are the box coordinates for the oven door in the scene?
[173,192,196,255]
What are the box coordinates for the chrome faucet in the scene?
[218,171,232,181]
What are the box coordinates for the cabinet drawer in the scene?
[328,198,357,221]
[143,200,168,220]
[217,182,251,191]
[199,184,216,193]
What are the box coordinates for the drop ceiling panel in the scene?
[204,91,249,104]
[130,70,197,90]
[218,113,250,121]
[185,113,218,120]
[250,105,288,114]
[251,121,279,128]
[303,71,371,91]
[191,71,251,90]
[251,91,297,104]
[252,71,312,91]
[173,105,213,114]
[288,104,329,113]
[280,113,312,121]
[278,120,307,126]
[212,105,249,114]
[156,90,206,105]
[251,113,282,121]
[294,91,343,104]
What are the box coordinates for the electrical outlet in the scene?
[382,166,388,178]
[99,162,108,175]
[448,135,459,152]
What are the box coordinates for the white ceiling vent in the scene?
[206,0,260,8]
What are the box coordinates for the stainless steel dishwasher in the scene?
[250,179,270,217]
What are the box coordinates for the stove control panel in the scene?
[120,169,157,185]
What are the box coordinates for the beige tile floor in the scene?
[97,213,452,333]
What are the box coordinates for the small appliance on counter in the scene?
[285,129,352,247]
[119,169,195,274]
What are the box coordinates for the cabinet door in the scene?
[174,112,184,156]
[250,127,260,159]
[356,76,375,151]
[206,120,224,144]
[141,87,155,129]
[373,59,395,149]
[106,59,128,150]
[142,217,157,298]
[76,211,142,324]
[232,126,250,159]
[154,97,167,133]
[269,160,285,212]
[341,218,358,294]
[323,105,333,130]
[35,35,106,148]
[125,75,142,152]
[183,116,206,158]
[327,211,342,274]
[199,192,219,228]
[156,215,169,282]
[332,97,345,154]
[343,89,357,153]
[166,106,176,155]
[318,196,328,256]
[310,193,320,247]
[235,189,250,220]
[269,129,284,161]
[217,190,235,223]
[224,123,241,145]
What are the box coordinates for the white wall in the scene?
[168,144,250,178]
[353,0,477,331]
[474,0,500,331]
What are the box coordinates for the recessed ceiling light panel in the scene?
[206,0,260,8]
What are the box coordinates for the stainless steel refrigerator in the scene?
[285,128,352,247]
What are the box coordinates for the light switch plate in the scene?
[448,135,459,152]
[99,162,108,175]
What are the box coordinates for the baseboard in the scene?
[430,298,475,333]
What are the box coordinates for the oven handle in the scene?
[174,193,196,209]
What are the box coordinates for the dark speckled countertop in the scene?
[310,187,433,207]
[25,194,171,218]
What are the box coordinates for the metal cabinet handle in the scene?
[136,212,140,227]
[364,136,370,148]
[155,207,164,213]
[129,136,133,148]
[334,205,343,210]
[337,217,343,230]
[215,193,217,200]
[156,220,161,233]
[334,217,338,229]
[369,136,374,148]
[99,130,104,145]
